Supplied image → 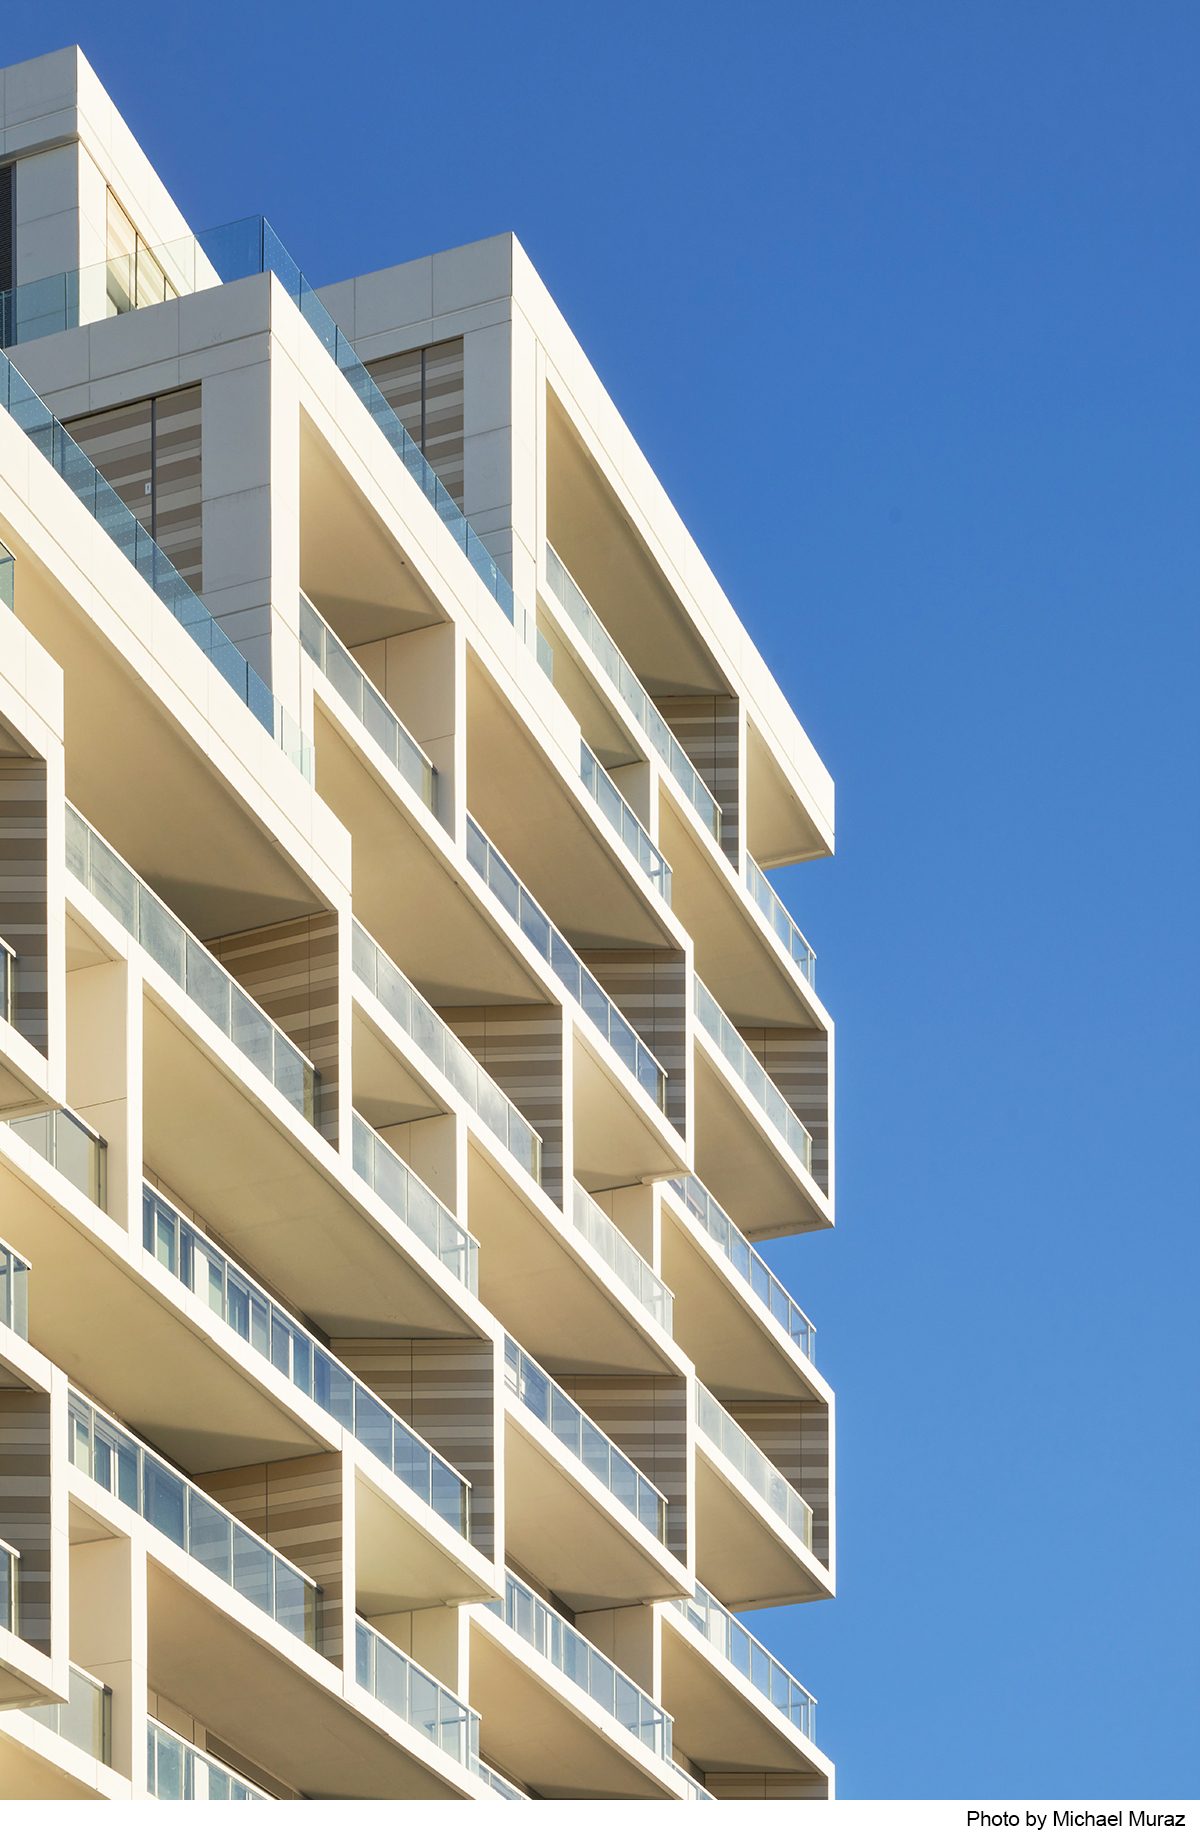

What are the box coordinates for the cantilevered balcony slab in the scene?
[467,1606,677,1801]
[0,1714,130,1800]
[354,1463,496,1617]
[660,1602,832,1785]
[571,1022,687,1191]
[468,1142,680,1377]
[502,1402,687,1613]
[660,1181,826,1404]
[693,1028,830,1238]
[138,986,482,1340]
[694,1416,832,1612]
[660,797,829,1033]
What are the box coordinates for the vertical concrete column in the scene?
[69,1533,146,1786]
[65,954,138,1233]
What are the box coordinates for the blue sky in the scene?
[8,0,1198,1798]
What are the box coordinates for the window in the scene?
[105,188,177,318]
[365,337,465,508]
[65,386,203,589]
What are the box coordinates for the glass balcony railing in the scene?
[672,1583,817,1741]
[572,1184,673,1332]
[66,806,319,1126]
[0,1538,18,1634]
[476,1761,528,1800]
[0,1235,31,1338]
[0,935,13,1026]
[351,1111,479,1293]
[143,1185,471,1539]
[0,348,311,778]
[694,1381,814,1551]
[25,1664,112,1763]
[5,1108,107,1209]
[466,816,668,1112]
[667,1760,715,1800]
[667,1175,815,1364]
[693,975,813,1171]
[356,1619,480,1772]
[0,539,13,610]
[580,742,672,904]
[68,1390,323,1647]
[488,1570,672,1761]
[545,544,722,843]
[299,593,436,813]
[146,1719,268,1800]
[503,1337,668,1542]
[746,855,816,987]
[352,922,542,1183]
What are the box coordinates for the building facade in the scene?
[0,46,837,1802]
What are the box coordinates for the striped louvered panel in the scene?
[438,1004,562,1201]
[365,337,465,510]
[194,1453,344,1664]
[579,948,687,1133]
[553,1374,688,1559]
[151,386,202,588]
[0,1389,52,1651]
[204,912,339,1140]
[331,1338,495,1556]
[736,1025,829,1192]
[65,386,203,590]
[0,757,48,1053]
[723,1399,830,1567]
[651,694,739,860]
[704,1772,827,1799]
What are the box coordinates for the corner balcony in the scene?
[502,1339,687,1609]
[662,1585,831,1789]
[694,1382,831,1609]
[469,1570,686,1799]
[693,974,831,1236]
[143,1186,495,1611]
[467,818,685,1188]
[662,1175,824,1401]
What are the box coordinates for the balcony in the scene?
[352,920,542,1183]
[469,1569,681,1798]
[0,1236,30,1338]
[351,1112,478,1292]
[662,1585,829,1786]
[667,1175,814,1361]
[0,344,309,777]
[545,544,722,843]
[146,1719,268,1800]
[5,1109,106,1210]
[67,808,319,1128]
[467,817,666,1111]
[355,1620,479,1774]
[68,1390,323,1649]
[144,1186,472,1542]
[24,1663,111,1764]
[662,1176,825,1403]
[572,1183,672,1334]
[502,1338,685,1609]
[692,974,830,1236]
[580,741,672,904]
[745,856,816,988]
[300,593,436,816]
[694,1382,830,1609]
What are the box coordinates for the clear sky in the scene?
[7,0,1197,1800]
